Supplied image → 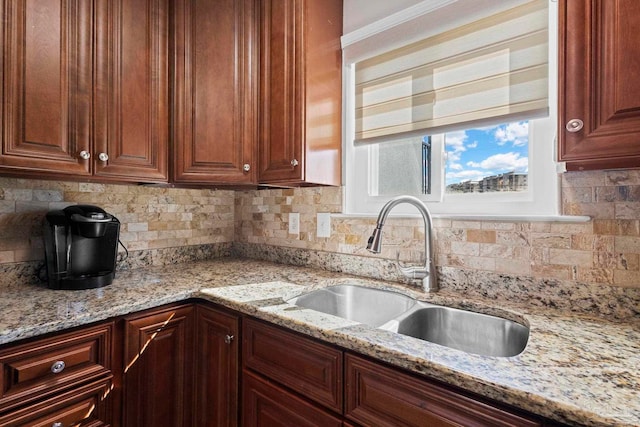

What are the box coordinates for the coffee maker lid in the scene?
[64,205,114,223]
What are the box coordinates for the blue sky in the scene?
[444,121,529,185]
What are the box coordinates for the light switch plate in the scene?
[289,212,300,236]
[317,213,331,238]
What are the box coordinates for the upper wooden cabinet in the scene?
[0,0,93,176]
[93,0,169,182]
[172,0,257,184]
[0,0,169,183]
[258,0,343,186]
[559,0,640,171]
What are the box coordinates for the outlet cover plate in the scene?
[289,212,300,236]
[317,213,331,238]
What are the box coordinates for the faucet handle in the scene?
[395,251,428,280]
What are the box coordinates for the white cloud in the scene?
[467,141,478,149]
[445,130,468,153]
[494,122,529,146]
[466,152,528,172]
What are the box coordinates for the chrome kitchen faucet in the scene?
[366,195,438,292]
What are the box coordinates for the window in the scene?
[343,0,559,217]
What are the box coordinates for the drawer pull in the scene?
[50,360,66,374]
[224,334,234,344]
[52,422,63,427]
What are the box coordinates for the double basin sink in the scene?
[288,284,529,357]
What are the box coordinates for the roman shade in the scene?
[354,0,548,142]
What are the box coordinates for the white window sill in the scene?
[333,213,591,223]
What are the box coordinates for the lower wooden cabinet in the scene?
[122,304,194,427]
[242,371,343,427]
[0,300,567,427]
[0,378,111,427]
[243,317,343,412]
[0,322,113,414]
[345,354,541,427]
[0,322,113,426]
[194,304,240,426]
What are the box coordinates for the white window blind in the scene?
[354,0,548,142]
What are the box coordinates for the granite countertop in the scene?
[0,258,638,427]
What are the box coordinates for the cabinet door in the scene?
[345,354,541,427]
[242,371,342,427]
[258,0,303,183]
[243,317,343,412]
[172,0,257,184]
[93,0,169,182]
[559,0,640,170]
[123,304,194,427]
[0,0,92,176]
[194,304,239,427]
[258,0,342,185]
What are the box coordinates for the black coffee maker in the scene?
[43,205,121,290]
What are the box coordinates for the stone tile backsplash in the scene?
[0,169,639,294]
[0,177,235,265]
[235,169,640,290]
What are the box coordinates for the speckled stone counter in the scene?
[0,258,638,427]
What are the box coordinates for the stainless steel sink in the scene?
[288,284,416,327]
[385,306,529,357]
[289,284,529,357]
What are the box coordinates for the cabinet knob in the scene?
[79,150,91,160]
[224,334,234,344]
[566,119,584,133]
[51,360,66,374]
[291,159,299,167]
[52,423,63,427]
[98,152,109,162]
[243,163,250,172]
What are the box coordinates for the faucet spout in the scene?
[366,195,437,292]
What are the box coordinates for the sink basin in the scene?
[288,284,416,327]
[289,284,529,357]
[388,307,529,357]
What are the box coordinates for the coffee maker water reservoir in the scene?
[43,205,121,290]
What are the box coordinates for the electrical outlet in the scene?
[289,212,300,236]
[317,213,331,238]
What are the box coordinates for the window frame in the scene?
[343,1,559,218]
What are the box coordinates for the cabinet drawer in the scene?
[0,322,113,412]
[0,377,111,427]
[345,354,541,427]
[242,318,343,412]
[242,371,342,427]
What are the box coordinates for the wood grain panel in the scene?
[242,317,343,412]
[194,304,239,427]
[257,0,342,185]
[242,371,342,427]
[93,0,169,182]
[345,354,541,427]
[258,0,303,183]
[123,305,194,427]
[1,0,92,175]
[172,0,256,184]
[558,0,640,170]
[0,322,113,414]
[0,377,111,427]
